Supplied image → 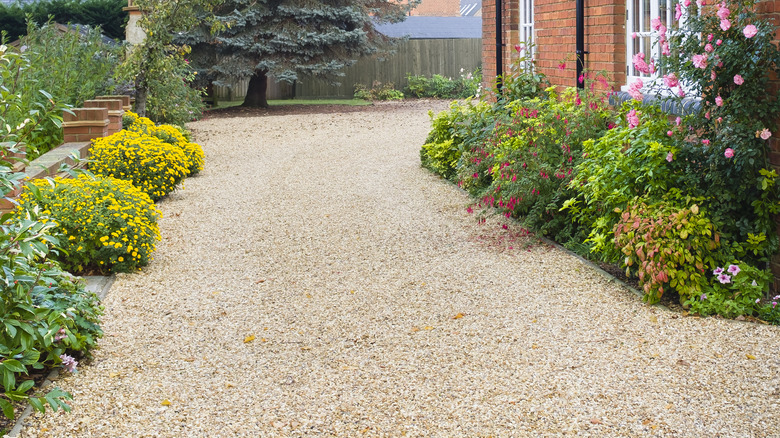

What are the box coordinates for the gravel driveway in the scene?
[15,100,780,437]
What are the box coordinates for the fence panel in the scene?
[294,38,482,99]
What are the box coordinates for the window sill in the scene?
[609,91,703,117]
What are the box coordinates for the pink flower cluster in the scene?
[60,354,78,373]
[692,54,708,69]
[724,148,734,158]
[632,53,655,74]
[628,78,644,101]
[718,3,731,31]
[626,109,640,128]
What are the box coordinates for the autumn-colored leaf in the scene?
[109,372,120,378]
[423,326,434,330]
[746,354,756,360]
[161,399,171,406]
[244,335,256,343]
[226,383,235,388]
[590,418,602,425]
[453,313,464,319]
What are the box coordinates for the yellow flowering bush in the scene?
[16,175,162,273]
[90,129,188,200]
[123,111,204,175]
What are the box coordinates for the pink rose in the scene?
[760,128,772,140]
[677,87,686,98]
[724,148,734,158]
[734,74,744,85]
[744,24,758,38]
[651,17,662,31]
[627,109,640,128]
[705,111,711,120]
[692,54,708,69]
[720,19,731,31]
[717,5,730,20]
[716,39,722,46]
[675,3,683,20]
[708,33,714,42]
[663,73,679,88]
[683,0,691,6]
[705,43,714,53]
[715,96,723,106]
[661,40,671,56]
[702,139,711,145]
[711,70,717,81]
[667,151,674,162]
[629,78,644,101]
[633,53,652,74]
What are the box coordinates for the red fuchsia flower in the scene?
[715,95,723,106]
[734,74,744,85]
[627,109,640,128]
[702,139,711,145]
[705,43,714,53]
[724,147,734,158]
[667,151,674,161]
[720,19,731,31]
[743,24,758,38]
[578,74,585,84]
[727,264,740,275]
[466,206,473,213]
[515,44,523,52]
[575,96,582,106]
[663,73,679,88]
[692,54,708,69]
[558,62,566,70]
[717,273,731,284]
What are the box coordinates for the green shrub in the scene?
[0,0,126,41]
[16,174,162,274]
[124,111,204,175]
[405,69,481,99]
[143,52,206,126]
[0,208,103,420]
[14,20,120,159]
[685,262,771,318]
[90,130,189,201]
[614,195,720,304]
[353,81,404,101]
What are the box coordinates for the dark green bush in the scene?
[0,0,126,41]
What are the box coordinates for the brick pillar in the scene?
[95,95,132,112]
[83,99,124,135]
[62,108,109,143]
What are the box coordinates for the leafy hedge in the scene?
[0,0,126,41]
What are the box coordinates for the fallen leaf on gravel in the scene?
[649,315,658,324]
[226,383,235,388]
[666,404,673,410]
[746,354,756,360]
[411,326,420,332]
[423,326,434,330]
[590,418,602,424]
[642,418,652,425]
[306,293,312,298]
[161,399,171,406]
[261,338,267,342]
[109,372,120,378]
[255,279,266,283]
[677,359,690,366]
[453,313,464,319]
[244,335,256,343]
[341,366,358,370]
[272,421,285,428]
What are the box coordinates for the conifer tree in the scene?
[181,0,413,107]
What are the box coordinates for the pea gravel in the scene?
[13,100,780,437]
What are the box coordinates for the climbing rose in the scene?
[677,87,686,98]
[692,54,707,69]
[715,96,723,106]
[717,3,730,20]
[675,3,683,20]
[724,148,734,158]
[734,74,744,85]
[666,151,674,161]
[759,128,772,140]
[633,53,652,74]
[716,39,722,45]
[720,19,731,31]
[684,0,691,6]
[663,73,679,88]
[626,109,640,128]
[705,43,714,53]
[651,17,662,31]
[629,78,644,101]
[743,24,758,38]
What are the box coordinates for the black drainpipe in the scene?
[496,0,503,91]
[576,0,587,89]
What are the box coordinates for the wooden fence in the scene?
[295,38,482,99]
[211,38,482,101]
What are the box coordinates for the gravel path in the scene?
[15,101,780,437]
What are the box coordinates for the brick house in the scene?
[482,0,780,288]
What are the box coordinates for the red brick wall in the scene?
[483,0,625,90]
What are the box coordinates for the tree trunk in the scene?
[135,71,148,117]
[242,71,269,108]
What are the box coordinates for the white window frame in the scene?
[519,0,534,61]
[624,0,686,90]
